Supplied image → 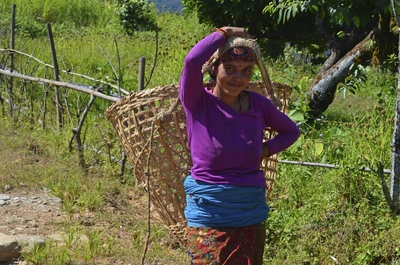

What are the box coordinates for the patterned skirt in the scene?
[186,222,266,265]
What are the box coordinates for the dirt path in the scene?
[0,186,66,237]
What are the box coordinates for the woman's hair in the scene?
[208,60,220,81]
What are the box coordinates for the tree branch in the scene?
[0,68,120,102]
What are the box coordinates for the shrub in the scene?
[116,0,159,35]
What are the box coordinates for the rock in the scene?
[13,234,31,246]
[47,233,64,242]
[46,233,88,247]
[0,189,66,262]
[0,194,11,201]
[0,233,21,262]
[14,234,45,250]
[28,236,46,251]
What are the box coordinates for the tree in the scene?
[389,0,400,213]
[182,0,396,119]
[117,0,159,35]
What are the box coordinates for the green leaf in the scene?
[353,15,360,28]
[314,142,324,156]
[337,30,345,38]
[330,127,350,137]
[288,110,305,122]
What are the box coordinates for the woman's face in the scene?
[215,60,254,97]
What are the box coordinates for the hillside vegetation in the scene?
[0,0,400,264]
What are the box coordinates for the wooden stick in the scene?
[0,68,120,102]
[278,159,391,174]
[0,48,130,95]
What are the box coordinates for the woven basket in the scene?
[105,80,292,245]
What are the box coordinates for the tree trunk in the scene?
[390,74,400,212]
[308,30,376,119]
[390,0,400,213]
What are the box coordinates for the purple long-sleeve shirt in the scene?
[179,32,300,188]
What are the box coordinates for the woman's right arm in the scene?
[179,32,225,110]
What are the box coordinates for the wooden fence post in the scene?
[134,57,146,190]
[138,57,145,92]
[119,57,146,186]
[47,23,63,129]
[8,4,16,121]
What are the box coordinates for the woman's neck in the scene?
[212,86,242,111]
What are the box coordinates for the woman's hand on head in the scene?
[220,27,252,39]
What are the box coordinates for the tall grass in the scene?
[0,0,400,264]
[0,0,116,34]
[265,67,399,264]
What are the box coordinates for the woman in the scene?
[179,26,300,265]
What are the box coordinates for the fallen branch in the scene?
[0,68,120,102]
[0,48,130,95]
[279,159,391,174]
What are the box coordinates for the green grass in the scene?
[0,119,188,264]
[265,68,399,264]
[1,1,400,264]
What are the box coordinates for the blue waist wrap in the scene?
[184,175,269,228]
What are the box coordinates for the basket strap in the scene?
[156,96,181,121]
[256,56,281,107]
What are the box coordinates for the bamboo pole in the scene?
[0,48,130,95]
[8,4,16,120]
[132,57,146,190]
[0,68,120,102]
[47,23,63,129]
[138,57,145,92]
[278,160,391,174]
